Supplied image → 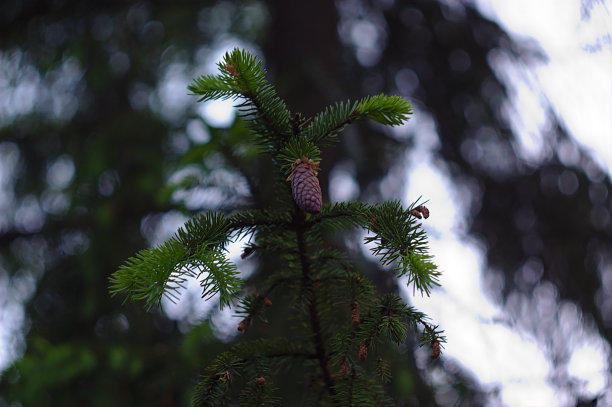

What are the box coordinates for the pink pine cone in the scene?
[290,160,322,214]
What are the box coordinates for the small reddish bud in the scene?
[350,302,360,325]
[255,377,266,385]
[359,339,370,361]
[224,63,239,77]
[237,318,251,334]
[339,357,348,377]
[264,298,272,307]
[241,246,255,259]
[430,340,441,360]
[413,205,430,219]
[219,369,232,383]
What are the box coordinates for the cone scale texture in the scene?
[288,158,322,214]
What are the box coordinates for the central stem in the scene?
[294,209,337,398]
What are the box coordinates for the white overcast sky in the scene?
[409,1,611,406]
[477,0,612,171]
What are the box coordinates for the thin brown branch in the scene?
[327,111,359,138]
[243,90,286,139]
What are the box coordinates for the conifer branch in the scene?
[188,48,291,151]
[235,281,282,334]
[355,94,412,126]
[226,209,292,240]
[365,200,441,296]
[109,209,293,311]
[348,368,356,407]
[306,95,412,145]
[293,208,338,399]
[193,338,314,407]
[108,237,242,310]
[307,100,356,144]
[276,136,321,176]
[113,48,446,405]
[332,373,395,406]
[308,202,370,230]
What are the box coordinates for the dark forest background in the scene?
[1,0,610,405]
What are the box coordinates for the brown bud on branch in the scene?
[339,357,348,376]
[430,340,441,360]
[359,339,371,361]
[350,302,360,325]
[237,318,251,334]
[224,63,240,77]
[411,205,430,219]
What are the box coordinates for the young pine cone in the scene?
[287,158,322,214]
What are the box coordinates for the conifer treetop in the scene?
[110,48,445,406]
[188,48,412,155]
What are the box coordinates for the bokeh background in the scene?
[1,0,611,405]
